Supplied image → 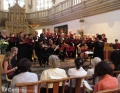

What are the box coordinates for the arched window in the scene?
[3,0,25,10]
[36,0,53,11]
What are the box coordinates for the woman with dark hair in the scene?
[93,35,104,60]
[67,57,87,92]
[93,61,118,93]
[10,58,38,93]
[16,32,27,61]
[110,50,120,71]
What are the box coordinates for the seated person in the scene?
[11,47,18,74]
[10,58,38,93]
[87,57,101,84]
[3,51,18,79]
[40,55,67,93]
[93,61,118,93]
[110,50,120,71]
[67,57,87,93]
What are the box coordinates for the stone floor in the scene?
[2,58,91,93]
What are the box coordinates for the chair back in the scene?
[16,75,89,93]
[69,75,89,93]
[96,88,120,93]
[5,74,12,82]
[16,77,69,93]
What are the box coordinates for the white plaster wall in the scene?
[0,27,5,32]
[53,0,65,6]
[36,9,120,43]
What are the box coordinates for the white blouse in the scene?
[40,68,67,88]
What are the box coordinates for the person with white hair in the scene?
[87,57,101,84]
[87,57,101,77]
[0,30,9,40]
[40,55,67,93]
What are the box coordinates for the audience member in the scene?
[117,74,120,87]
[40,55,67,93]
[93,61,118,93]
[110,50,120,71]
[67,57,87,93]
[11,47,18,68]
[87,57,101,84]
[11,47,19,75]
[10,58,38,93]
[2,51,17,79]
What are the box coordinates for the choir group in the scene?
[0,28,107,67]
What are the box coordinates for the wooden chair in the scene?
[96,88,120,93]
[0,55,5,93]
[5,74,12,93]
[16,77,69,93]
[16,75,89,93]
[69,75,89,93]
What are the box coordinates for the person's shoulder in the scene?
[68,68,76,72]
[58,68,66,71]
[41,69,51,74]
[87,68,94,72]
[28,72,37,76]
[12,74,21,81]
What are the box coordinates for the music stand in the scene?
[85,51,93,65]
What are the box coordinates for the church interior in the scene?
[0,0,120,93]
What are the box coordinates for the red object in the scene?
[66,46,70,52]
[9,37,17,42]
[25,38,33,45]
[70,34,73,38]
[69,46,75,52]
[117,44,120,49]
[46,32,50,38]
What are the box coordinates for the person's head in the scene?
[94,61,113,77]
[1,30,7,36]
[10,33,14,37]
[115,39,118,43]
[91,57,101,67]
[19,32,24,38]
[38,39,44,45]
[97,35,102,40]
[47,28,50,33]
[34,31,38,36]
[49,39,53,45]
[17,58,31,72]
[3,51,12,64]
[28,33,33,39]
[49,55,60,68]
[110,50,120,65]
[74,57,84,70]
[102,33,106,38]
[87,34,90,38]
[92,34,95,39]
[11,47,18,55]
[43,28,46,34]
[24,34,28,39]
[55,28,58,33]
[60,29,64,33]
